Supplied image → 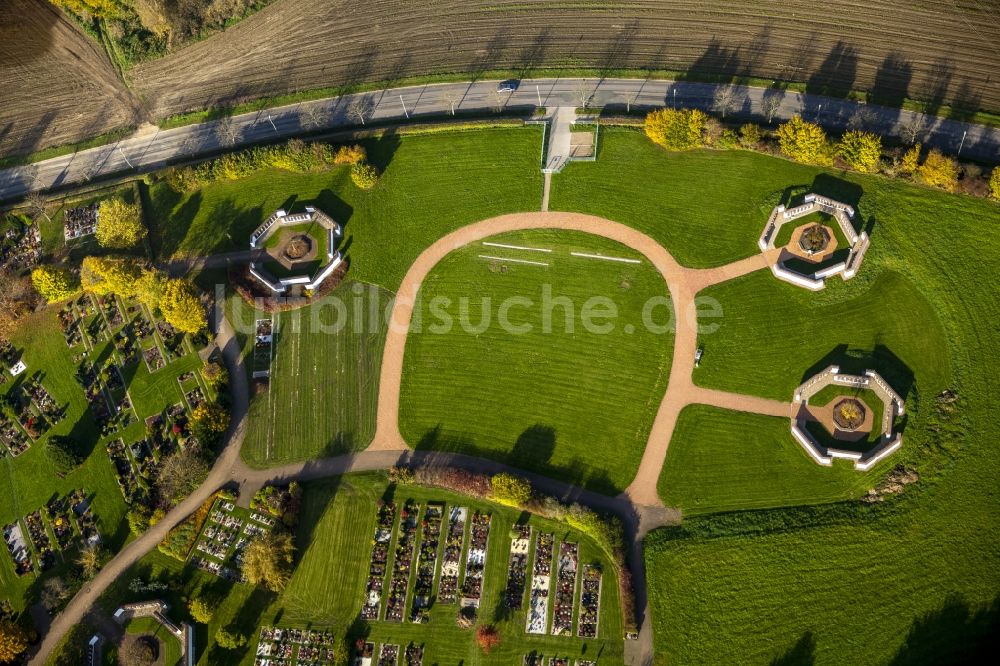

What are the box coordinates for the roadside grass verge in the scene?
[400,229,673,495]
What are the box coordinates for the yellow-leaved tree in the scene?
[96,198,146,249]
[160,279,206,334]
[135,269,169,311]
[80,256,142,297]
[838,130,883,173]
[776,115,832,165]
[0,619,29,663]
[988,168,1000,200]
[901,143,922,175]
[643,108,707,151]
[917,149,959,192]
[490,472,532,507]
[192,403,230,434]
[49,0,125,19]
[31,265,78,303]
[242,532,295,591]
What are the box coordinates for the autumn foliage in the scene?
[644,108,707,151]
[475,624,501,653]
[776,115,832,165]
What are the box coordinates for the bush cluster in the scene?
[165,139,375,192]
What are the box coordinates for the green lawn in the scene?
[144,126,544,292]
[399,229,673,494]
[228,280,392,466]
[124,615,184,666]
[657,406,874,515]
[552,134,1000,662]
[97,473,625,666]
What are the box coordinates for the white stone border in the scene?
[791,365,905,470]
[248,205,344,294]
[759,193,869,290]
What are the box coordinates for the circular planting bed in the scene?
[798,224,832,254]
[283,234,313,261]
[832,397,866,431]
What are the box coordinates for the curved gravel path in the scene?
[30,212,794,666]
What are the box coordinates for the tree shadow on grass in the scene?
[151,189,200,260]
[890,593,1000,665]
[770,630,816,665]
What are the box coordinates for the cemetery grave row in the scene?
[410,503,443,623]
[63,203,98,241]
[255,627,341,666]
[347,640,424,666]
[0,218,41,273]
[523,657,595,666]
[189,498,276,581]
[0,374,66,455]
[2,490,99,576]
[253,318,274,379]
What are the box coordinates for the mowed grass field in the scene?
[97,473,624,666]
[145,126,544,292]
[657,406,873,515]
[399,229,673,494]
[231,281,392,466]
[549,130,1000,662]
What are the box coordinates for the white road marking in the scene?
[481,242,553,253]
[478,254,550,267]
[570,252,641,264]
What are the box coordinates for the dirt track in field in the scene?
[0,0,141,157]
[130,0,1000,118]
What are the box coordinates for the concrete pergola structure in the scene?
[758,193,871,290]
[248,205,343,294]
[792,365,905,471]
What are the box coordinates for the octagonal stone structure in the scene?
[758,193,871,290]
[247,205,343,294]
[791,365,905,471]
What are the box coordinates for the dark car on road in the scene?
[496,79,520,93]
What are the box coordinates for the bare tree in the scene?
[441,90,463,116]
[488,89,507,113]
[620,90,640,114]
[849,105,878,130]
[178,133,200,157]
[712,85,741,119]
[23,191,52,223]
[572,81,593,110]
[898,114,927,144]
[347,97,373,126]
[215,117,240,147]
[760,89,784,125]
[301,105,329,130]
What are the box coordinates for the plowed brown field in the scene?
[0,0,140,158]
[3,0,999,156]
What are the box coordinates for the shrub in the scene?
[388,466,414,484]
[901,143,921,175]
[918,149,959,191]
[334,145,367,165]
[200,361,226,389]
[188,597,214,624]
[716,128,740,149]
[475,624,501,653]
[96,198,146,248]
[990,168,1000,200]
[776,115,832,165]
[31,266,78,303]
[412,466,491,497]
[643,108,707,151]
[838,130,882,173]
[350,162,379,189]
[738,123,762,148]
[215,628,247,649]
[0,619,29,663]
[489,472,532,507]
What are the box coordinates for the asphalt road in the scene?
[2,77,998,203]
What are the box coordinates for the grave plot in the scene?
[106,438,145,504]
[63,203,98,241]
[524,655,544,666]
[527,532,554,634]
[57,304,85,349]
[361,501,396,620]
[45,496,77,551]
[459,511,492,608]
[76,361,132,437]
[353,641,375,666]
[0,220,41,272]
[24,510,56,572]
[157,319,189,363]
[79,293,111,348]
[550,542,579,636]
[385,500,421,622]
[547,658,570,666]
[69,489,101,547]
[577,565,602,638]
[0,412,31,456]
[410,503,444,623]
[404,644,423,666]
[503,525,532,610]
[2,522,32,576]
[576,661,596,666]
[253,319,274,379]
[190,498,276,582]
[20,378,65,426]
[99,294,125,331]
[141,407,184,462]
[255,627,340,665]
[6,382,51,442]
[378,644,399,666]
[438,506,467,604]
